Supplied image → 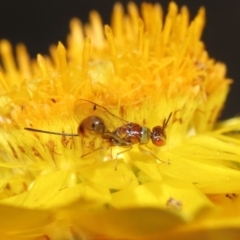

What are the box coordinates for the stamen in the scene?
[111,2,124,40]
[127,2,139,35]
[193,7,206,41]
[104,25,118,74]
[57,42,67,75]
[0,71,10,92]
[37,54,48,78]
[0,40,17,75]
[67,18,84,64]
[82,37,91,78]
[162,2,178,45]
[154,20,163,59]
[179,6,189,39]
[16,43,31,80]
[142,32,149,63]
[137,19,144,54]
[89,11,104,48]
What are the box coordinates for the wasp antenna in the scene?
[24,127,79,137]
[163,112,172,129]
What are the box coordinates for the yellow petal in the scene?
[66,207,186,239]
[0,232,44,240]
[112,177,214,217]
[131,157,162,181]
[44,181,111,208]
[0,204,52,234]
[196,179,240,194]
[1,170,73,208]
[157,152,240,182]
[79,160,139,190]
[160,227,240,240]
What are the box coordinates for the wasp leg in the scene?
[102,132,128,145]
[80,146,104,158]
[81,139,112,159]
[114,145,133,170]
[138,144,169,164]
[144,144,152,150]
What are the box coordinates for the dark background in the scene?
[0,0,239,120]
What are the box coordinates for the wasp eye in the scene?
[153,138,165,146]
[151,126,166,147]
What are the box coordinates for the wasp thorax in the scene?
[78,116,106,138]
[151,126,166,146]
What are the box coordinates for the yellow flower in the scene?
[0,2,240,239]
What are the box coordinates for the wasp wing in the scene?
[74,99,128,132]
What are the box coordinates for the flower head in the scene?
[0,2,239,240]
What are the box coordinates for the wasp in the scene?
[25,99,172,167]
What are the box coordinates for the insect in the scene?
[24,99,172,167]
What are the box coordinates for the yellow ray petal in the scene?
[0,204,53,234]
[44,181,111,209]
[65,207,186,239]
[112,177,214,217]
[79,160,139,190]
[196,179,240,194]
